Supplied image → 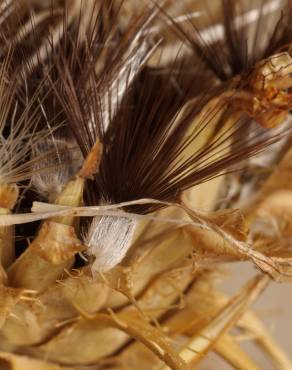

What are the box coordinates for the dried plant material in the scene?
[5,129,86,290]
[177,0,292,80]
[174,95,233,168]
[121,276,258,369]
[251,190,292,242]
[55,39,285,273]
[53,178,85,210]
[184,208,248,258]
[172,1,292,130]
[163,271,228,334]
[7,221,84,292]
[0,269,109,346]
[0,1,36,48]
[181,175,224,212]
[2,195,291,278]
[244,150,292,279]
[0,208,15,268]
[78,140,102,179]
[31,137,83,203]
[29,221,83,264]
[0,286,34,329]
[93,86,281,215]
[0,57,68,207]
[0,352,75,370]
[28,312,188,370]
[160,275,269,369]
[0,208,192,350]
[0,1,291,369]
[246,146,292,215]
[214,334,261,370]
[118,0,215,33]
[230,52,292,128]
[183,204,292,280]
[0,184,18,210]
[0,296,55,347]
[0,230,193,347]
[47,268,109,316]
[0,265,6,284]
[0,200,172,225]
[103,226,195,309]
[50,4,159,159]
[117,263,193,320]
[2,197,292,279]
[51,178,85,226]
[238,310,292,369]
[114,341,164,370]
[17,0,81,76]
[86,215,138,272]
[4,260,193,359]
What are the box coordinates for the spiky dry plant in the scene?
[0,0,292,369]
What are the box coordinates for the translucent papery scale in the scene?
[31,137,83,202]
[0,126,43,184]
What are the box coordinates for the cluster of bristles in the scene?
[0,0,292,369]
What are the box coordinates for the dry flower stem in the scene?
[214,334,261,370]
[160,275,269,369]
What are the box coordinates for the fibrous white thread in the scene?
[86,215,137,272]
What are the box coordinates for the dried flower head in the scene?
[0,2,291,369]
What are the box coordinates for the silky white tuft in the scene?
[86,215,137,272]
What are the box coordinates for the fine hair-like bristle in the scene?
[0,56,48,185]
[92,72,285,214]
[48,1,160,158]
[1,2,292,367]
[170,0,292,81]
[45,8,290,215]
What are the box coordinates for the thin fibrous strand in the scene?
[51,0,133,151]
[0,56,65,185]
[0,0,98,101]
[0,1,54,67]
[6,2,111,151]
[169,0,292,80]
[0,7,63,59]
[0,0,15,27]
[18,0,82,77]
[50,2,160,158]
[147,9,202,35]
[32,2,100,155]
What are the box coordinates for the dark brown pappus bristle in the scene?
[2,0,289,219]
[0,2,292,367]
[89,62,287,214]
[37,2,291,215]
[168,0,292,81]
[44,1,160,157]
